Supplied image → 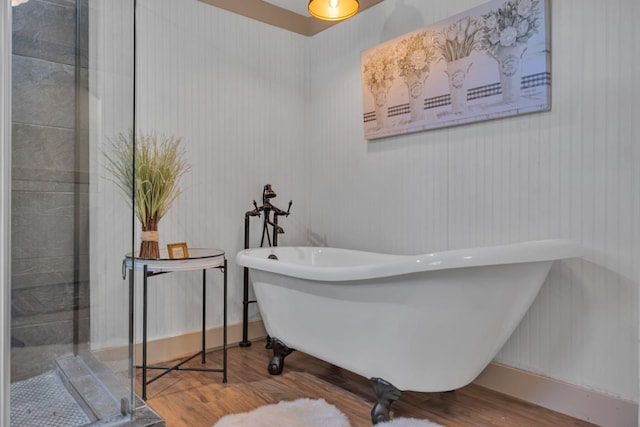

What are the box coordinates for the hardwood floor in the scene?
[140,340,596,427]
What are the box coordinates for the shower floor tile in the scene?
[10,371,91,427]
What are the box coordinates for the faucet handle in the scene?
[246,200,261,217]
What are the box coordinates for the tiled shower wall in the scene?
[10,0,89,380]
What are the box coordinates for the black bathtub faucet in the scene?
[241,184,292,347]
[256,184,292,247]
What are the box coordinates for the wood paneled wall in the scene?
[90,0,639,403]
[308,0,639,402]
[90,0,310,349]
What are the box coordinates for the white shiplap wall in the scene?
[308,0,639,402]
[89,0,136,350]
[89,0,639,404]
[132,0,310,339]
[91,0,310,347]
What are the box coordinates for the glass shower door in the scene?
[9,0,138,424]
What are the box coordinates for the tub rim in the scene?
[236,239,582,282]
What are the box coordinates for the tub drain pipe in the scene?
[240,186,292,347]
[240,203,260,347]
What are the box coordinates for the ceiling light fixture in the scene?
[308,0,359,21]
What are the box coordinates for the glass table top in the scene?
[124,248,225,272]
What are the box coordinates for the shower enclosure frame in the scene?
[1,0,13,424]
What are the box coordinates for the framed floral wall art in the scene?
[361,0,550,140]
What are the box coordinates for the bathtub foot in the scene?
[268,337,294,375]
[370,377,402,425]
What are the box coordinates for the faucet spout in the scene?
[267,220,284,234]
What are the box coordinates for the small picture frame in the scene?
[167,242,189,259]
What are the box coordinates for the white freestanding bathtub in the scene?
[236,239,581,423]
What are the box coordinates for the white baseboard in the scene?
[94,320,267,364]
[94,321,637,427]
[473,362,638,427]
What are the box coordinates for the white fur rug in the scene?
[378,417,443,427]
[212,398,442,427]
[213,398,349,427]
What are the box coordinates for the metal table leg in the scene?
[142,264,148,400]
[134,257,227,399]
[223,258,227,382]
[202,269,207,364]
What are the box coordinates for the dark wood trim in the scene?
[197,0,384,36]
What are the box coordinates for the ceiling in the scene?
[263,0,311,18]
[198,0,384,36]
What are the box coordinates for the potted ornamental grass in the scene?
[105,131,190,259]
